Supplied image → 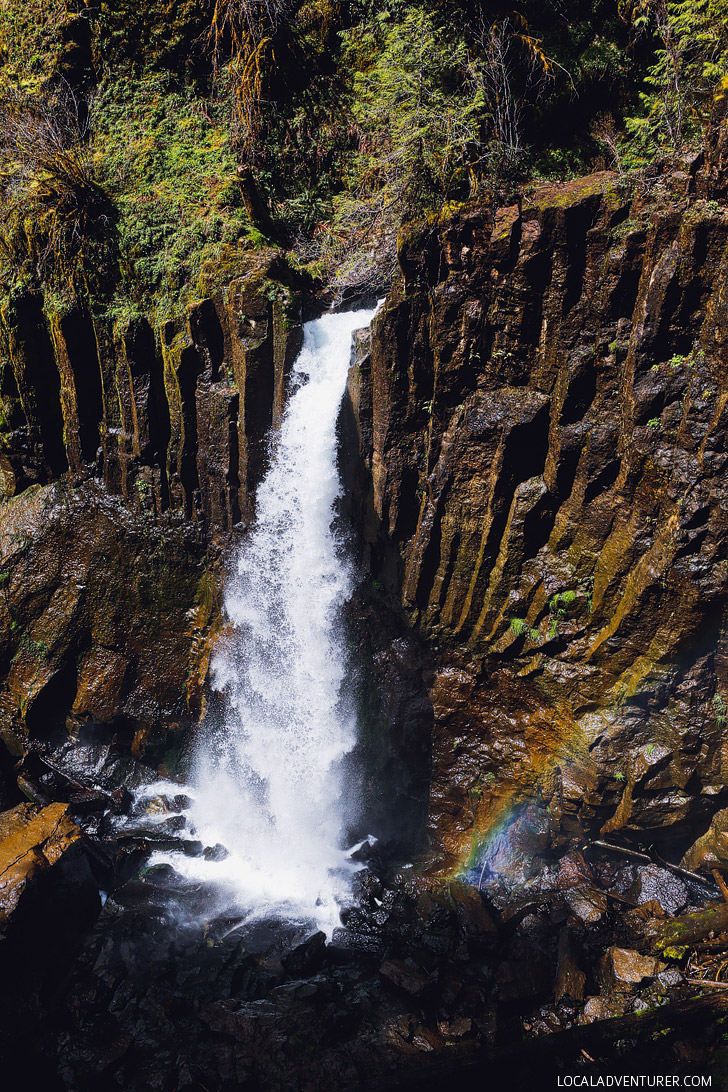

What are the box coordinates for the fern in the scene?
[509,617,539,641]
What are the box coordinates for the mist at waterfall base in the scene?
[148,306,378,937]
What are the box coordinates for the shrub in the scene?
[0,80,118,297]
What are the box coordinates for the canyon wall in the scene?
[4,149,728,884]
[0,260,303,528]
[345,158,728,874]
[0,260,304,779]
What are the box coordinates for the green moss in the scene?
[93,72,254,318]
[0,0,68,96]
[661,945,689,961]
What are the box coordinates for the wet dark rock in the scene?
[329,926,387,961]
[379,958,434,996]
[564,887,608,924]
[555,927,586,1002]
[631,864,689,916]
[556,851,595,891]
[437,1015,472,1039]
[116,814,187,840]
[351,867,384,907]
[203,842,229,861]
[600,946,666,992]
[494,939,554,1003]
[580,995,628,1023]
[68,788,111,816]
[657,966,685,989]
[448,882,498,939]
[182,839,204,857]
[349,837,378,863]
[281,931,327,976]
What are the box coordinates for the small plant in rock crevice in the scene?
[547,589,577,638]
[713,692,727,727]
[509,616,539,641]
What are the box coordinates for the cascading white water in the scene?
[154,306,377,936]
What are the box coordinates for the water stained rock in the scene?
[2,131,728,1091]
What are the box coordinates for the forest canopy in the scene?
[0,0,726,310]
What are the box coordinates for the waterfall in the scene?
[154,306,377,936]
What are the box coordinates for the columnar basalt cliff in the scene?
[0,260,305,776]
[4,162,728,1088]
[0,259,304,528]
[345,159,728,876]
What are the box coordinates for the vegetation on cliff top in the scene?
[0,0,726,312]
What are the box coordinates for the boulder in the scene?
[281,931,327,977]
[579,995,629,1024]
[0,801,82,928]
[564,886,607,924]
[630,865,688,917]
[601,946,665,992]
[682,807,728,873]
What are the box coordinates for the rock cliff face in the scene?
[0,260,304,780]
[0,259,303,528]
[0,482,210,774]
[345,163,728,875]
[4,152,728,888]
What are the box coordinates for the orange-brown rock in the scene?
[0,480,212,761]
[0,801,80,927]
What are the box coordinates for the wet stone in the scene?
[351,869,383,906]
[449,881,498,938]
[203,843,229,861]
[555,926,586,1002]
[601,947,666,991]
[281,931,327,977]
[564,886,607,924]
[494,941,553,1003]
[411,1025,443,1051]
[631,865,688,916]
[329,927,386,961]
[182,840,204,857]
[657,967,684,989]
[379,959,433,996]
[437,1016,472,1038]
[349,837,378,863]
[556,851,595,891]
[580,995,629,1023]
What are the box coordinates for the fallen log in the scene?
[368,993,728,1090]
[645,901,728,952]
